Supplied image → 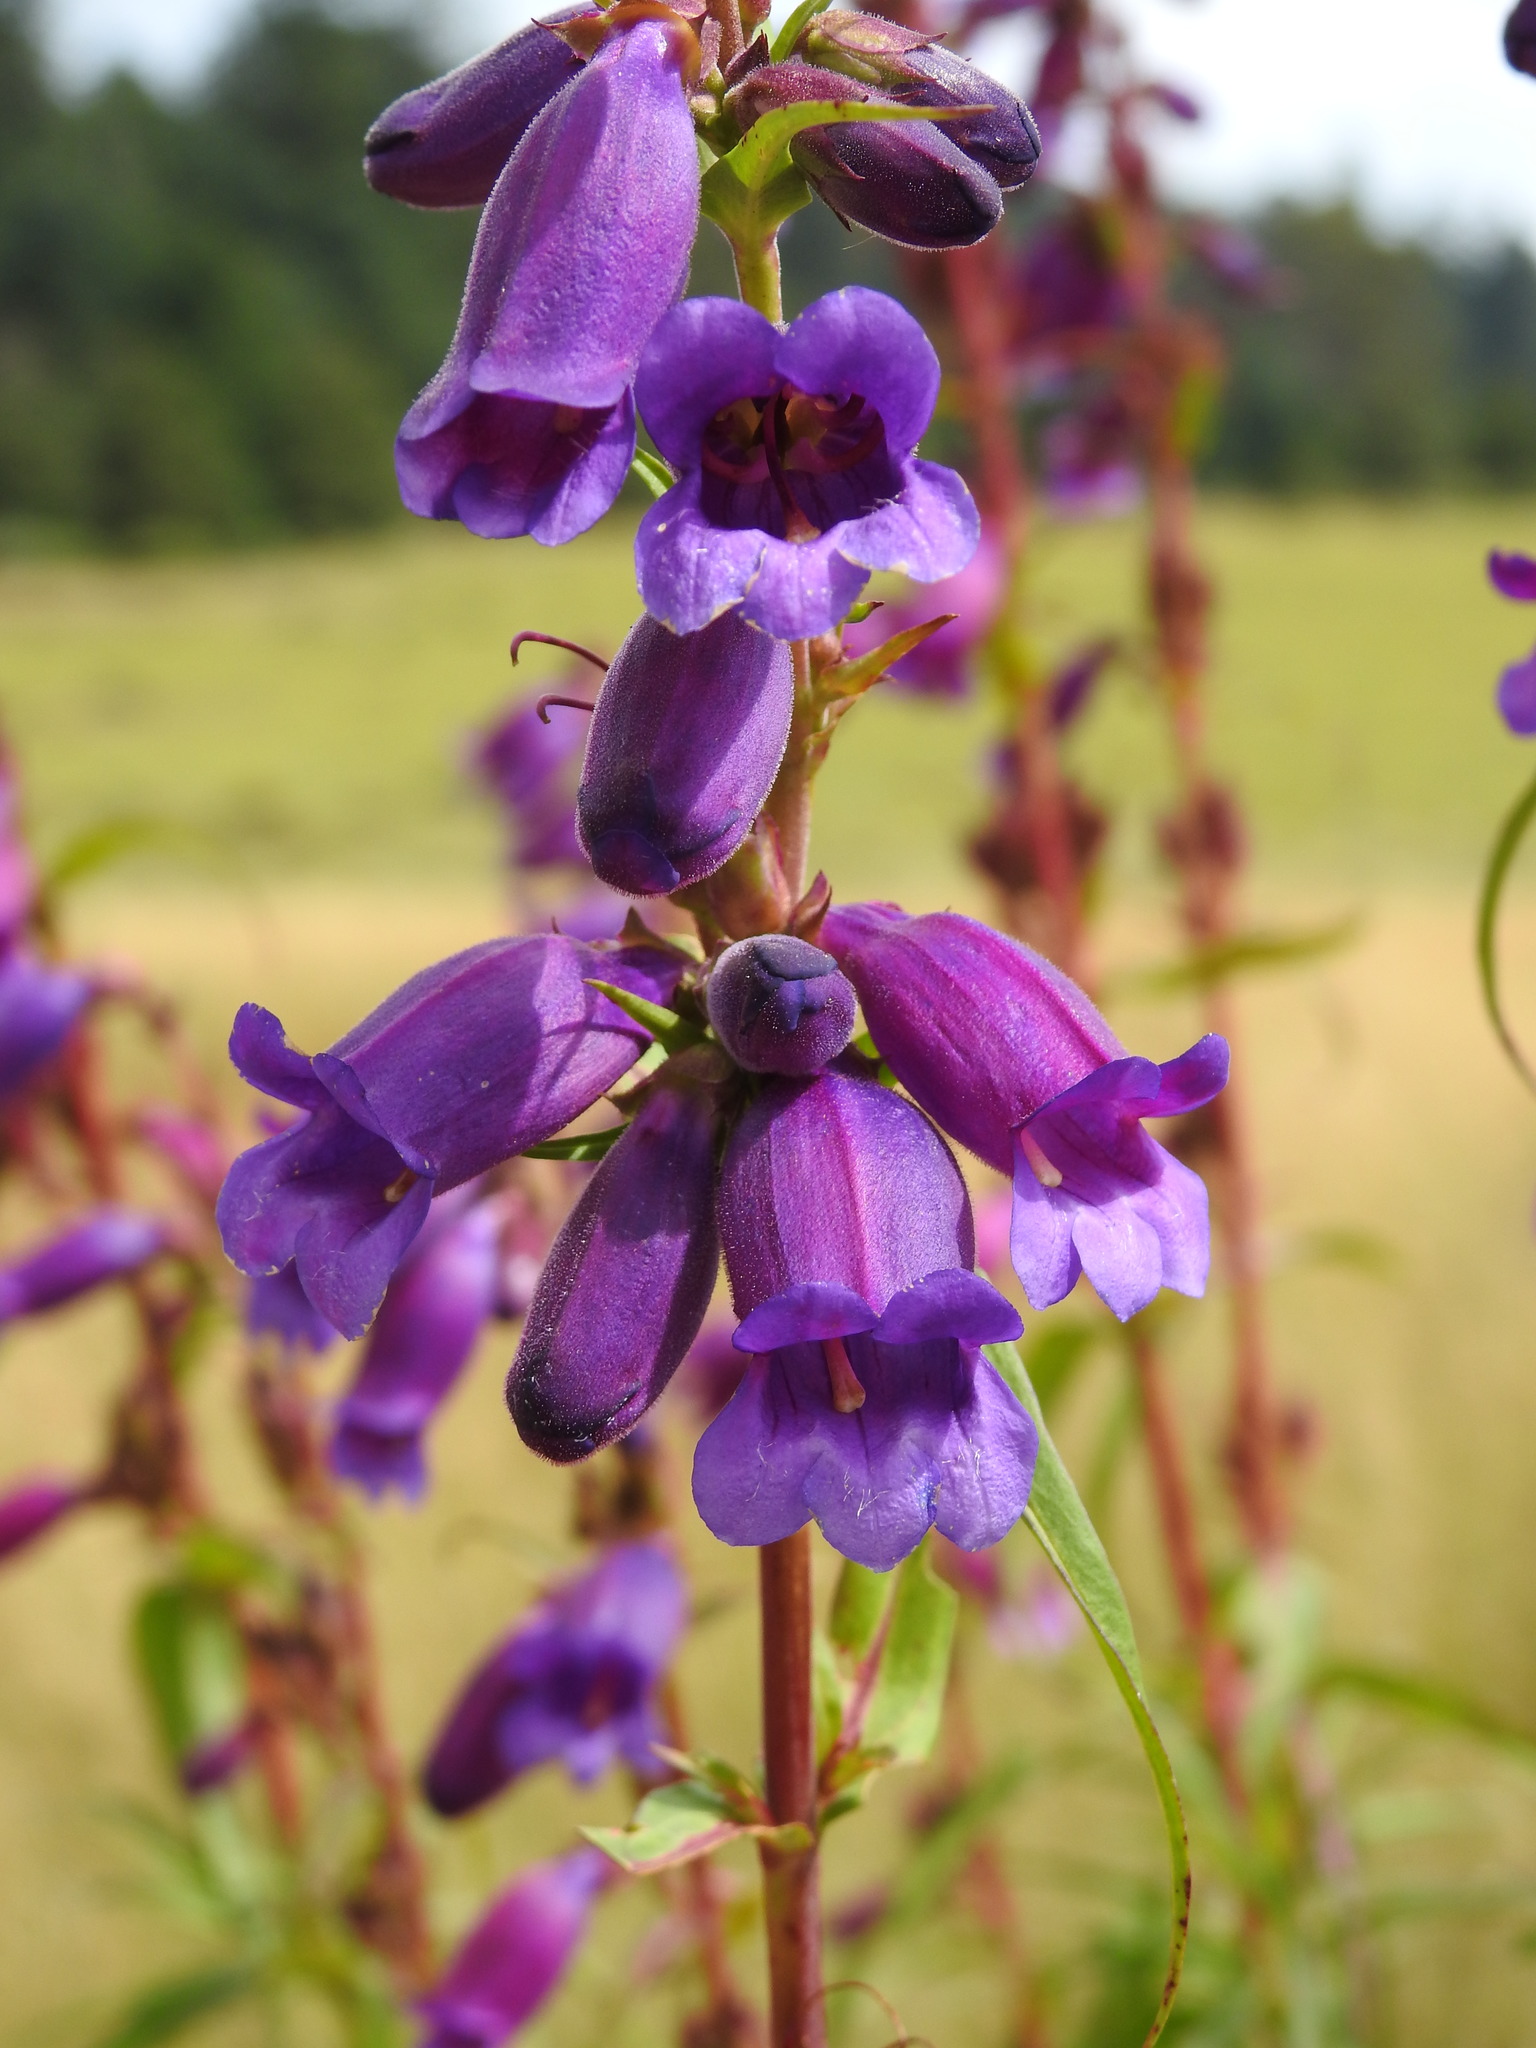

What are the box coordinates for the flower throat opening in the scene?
[700,384,901,541]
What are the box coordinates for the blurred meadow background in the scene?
[6,1,1536,2044]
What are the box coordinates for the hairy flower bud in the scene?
[0,1476,82,1564]
[363,11,590,209]
[577,613,793,895]
[726,63,1001,250]
[419,1849,610,2048]
[705,935,856,1074]
[1508,0,1536,78]
[0,1208,164,1324]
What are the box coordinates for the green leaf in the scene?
[860,1540,958,1766]
[1313,1658,1536,1764]
[818,614,955,702]
[829,1556,891,1664]
[813,1629,845,1761]
[713,96,968,199]
[134,1584,246,1768]
[1023,1319,1100,1415]
[1477,760,1536,1093]
[987,1340,1190,2048]
[93,1964,257,2048]
[44,815,239,893]
[520,1124,628,1162]
[770,0,835,62]
[583,978,704,1054]
[584,1781,759,1877]
[628,446,674,500]
[1115,916,1360,997]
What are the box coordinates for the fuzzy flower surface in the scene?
[417,1846,609,2047]
[635,287,978,640]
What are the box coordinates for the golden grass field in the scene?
[4,501,1536,2043]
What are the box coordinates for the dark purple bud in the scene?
[179,1719,256,1795]
[727,63,1002,250]
[246,1263,340,1353]
[1508,0,1536,77]
[396,19,699,545]
[330,1193,502,1501]
[364,11,590,209]
[576,613,793,896]
[694,1061,1031,1570]
[418,1848,610,2048]
[0,1476,83,1563]
[705,935,856,1074]
[422,1540,684,1812]
[1490,549,1536,602]
[217,934,685,1340]
[0,1208,164,1324]
[0,946,92,1100]
[508,1051,723,1462]
[821,904,1228,1321]
[1144,81,1200,122]
[1499,647,1536,735]
[1046,638,1116,732]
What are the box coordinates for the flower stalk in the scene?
[758,1530,826,2048]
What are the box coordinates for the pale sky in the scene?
[41,0,1536,254]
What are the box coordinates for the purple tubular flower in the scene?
[417,1848,609,2048]
[330,1194,501,1500]
[1507,0,1536,77]
[217,935,685,1340]
[395,19,699,545]
[507,1052,722,1461]
[474,688,586,872]
[636,288,979,640]
[840,528,1006,697]
[422,1541,684,1812]
[705,935,857,1074]
[1499,648,1536,735]
[693,1063,1033,1571]
[247,1263,340,1352]
[727,63,1001,250]
[1047,638,1116,732]
[820,905,1228,1321]
[0,1476,83,1563]
[363,11,590,209]
[0,946,92,1100]
[576,613,794,895]
[1489,549,1536,601]
[0,1208,164,1325]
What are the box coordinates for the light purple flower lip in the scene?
[394,16,698,546]
[634,287,979,641]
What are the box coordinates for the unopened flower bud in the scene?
[0,1476,82,1564]
[705,935,856,1075]
[363,10,591,209]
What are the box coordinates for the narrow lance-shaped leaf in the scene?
[859,1539,958,1766]
[829,1555,892,1663]
[584,1779,811,1878]
[521,1124,629,1162]
[987,1339,1191,2048]
[1476,760,1536,1093]
[91,1964,258,2048]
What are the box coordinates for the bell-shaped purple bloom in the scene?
[418,1846,609,2048]
[1508,0,1536,78]
[364,11,589,209]
[217,935,685,1340]
[330,1192,502,1499]
[821,904,1228,1322]
[1499,649,1536,735]
[576,613,793,895]
[1490,549,1536,601]
[0,1476,83,1563]
[246,1262,339,1352]
[635,288,979,640]
[474,688,587,872]
[395,18,699,546]
[0,946,92,1101]
[705,935,856,1074]
[840,528,1007,697]
[693,1062,1032,1571]
[508,1052,723,1462]
[423,1541,685,1813]
[0,1207,164,1325]
[727,63,1002,251]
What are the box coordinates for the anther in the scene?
[382,1168,419,1205]
[1017,1128,1062,1189]
[509,631,611,674]
[535,694,598,724]
[823,1335,867,1414]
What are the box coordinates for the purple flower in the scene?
[1508,0,1536,77]
[246,1263,340,1353]
[1015,211,1125,351]
[635,288,979,640]
[726,63,1002,251]
[1489,549,1536,601]
[507,1052,722,1462]
[0,1208,164,1325]
[330,1193,502,1500]
[0,946,92,1100]
[395,18,699,545]
[217,934,685,1339]
[1046,638,1116,731]
[364,11,589,209]
[693,1061,1033,1571]
[0,754,36,944]
[671,1311,748,1423]
[138,1106,227,1201]
[423,1542,684,1812]
[0,1476,83,1563]
[179,1720,256,1795]
[820,904,1228,1321]
[473,689,587,872]
[1041,398,1142,521]
[1498,649,1536,735]
[576,613,793,895]
[840,529,1007,697]
[704,935,856,1074]
[418,1847,609,2048]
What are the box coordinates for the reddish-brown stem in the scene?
[764,643,816,906]
[1128,1330,1247,1807]
[758,1531,826,2048]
